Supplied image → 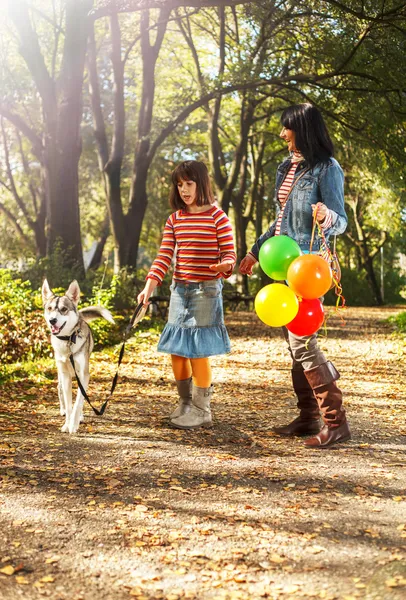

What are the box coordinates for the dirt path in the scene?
[1,306,405,600]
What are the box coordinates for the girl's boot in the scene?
[170,377,192,419]
[170,384,213,429]
[303,361,351,448]
[273,369,321,436]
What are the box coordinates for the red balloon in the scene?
[286,298,324,336]
[287,254,332,299]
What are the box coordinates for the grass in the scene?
[0,323,162,385]
[388,310,406,334]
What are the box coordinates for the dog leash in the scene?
[67,302,147,417]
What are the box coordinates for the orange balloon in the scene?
[287,254,332,299]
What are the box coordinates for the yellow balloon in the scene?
[255,283,299,327]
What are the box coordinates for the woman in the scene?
[239,103,351,449]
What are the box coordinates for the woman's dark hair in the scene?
[169,160,215,210]
[281,103,334,167]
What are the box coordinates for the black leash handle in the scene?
[125,301,146,336]
[69,302,146,417]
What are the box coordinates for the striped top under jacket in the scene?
[275,161,332,235]
[147,205,236,284]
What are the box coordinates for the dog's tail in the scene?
[79,306,115,324]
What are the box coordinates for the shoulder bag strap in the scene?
[283,166,310,201]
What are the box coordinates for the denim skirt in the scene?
[157,279,231,358]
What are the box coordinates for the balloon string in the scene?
[311,205,346,325]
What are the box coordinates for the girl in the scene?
[138,160,236,429]
[240,103,351,449]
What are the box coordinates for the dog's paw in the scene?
[61,422,69,433]
[60,409,66,416]
[68,419,80,434]
[80,414,84,423]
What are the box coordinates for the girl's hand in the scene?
[312,202,328,222]
[209,261,234,273]
[239,254,257,276]
[137,278,158,306]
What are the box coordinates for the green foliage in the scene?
[82,266,165,348]
[0,268,143,372]
[1,0,406,311]
[324,266,406,307]
[86,270,130,348]
[388,311,406,334]
[0,269,49,369]
[22,241,85,290]
[84,266,142,309]
[0,358,55,386]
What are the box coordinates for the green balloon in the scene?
[258,235,301,280]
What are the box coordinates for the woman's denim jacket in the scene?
[250,156,348,257]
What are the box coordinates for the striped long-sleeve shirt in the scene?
[275,161,332,235]
[147,205,236,284]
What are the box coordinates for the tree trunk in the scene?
[125,161,149,267]
[346,197,386,306]
[125,8,170,269]
[364,256,384,306]
[9,0,91,279]
[33,204,47,258]
[87,212,111,270]
[47,0,90,274]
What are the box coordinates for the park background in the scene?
[0,3,406,600]
[1,0,406,370]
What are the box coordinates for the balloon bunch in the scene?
[254,235,332,336]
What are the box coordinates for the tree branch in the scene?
[91,0,253,19]
[16,129,39,215]
[148,66,389,163]
[8,0,57,122]
[323,0,406,24]
[0,200,31,243]
[87,24,110,170]
[1,118,34,227]
[105,12,125,172]
[0,105,43,159]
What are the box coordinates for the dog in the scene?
[42,279,114,434]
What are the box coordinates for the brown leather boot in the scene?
[304,421,351,448]
[303,362,351,448]
[273,369,321,436]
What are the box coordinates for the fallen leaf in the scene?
[308,546,325,554]
[269,554,286,564]
[40,575,55,583]
[45,556,60,564]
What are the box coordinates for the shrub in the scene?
[0,269,132,367]
[0,269,48,365]
[388,311,406,334]
[86,273,125,348]
[324,266,406,306]
[22,242,84,290]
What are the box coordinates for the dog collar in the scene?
[55,327,81,344]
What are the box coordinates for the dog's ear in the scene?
[42,279,53,306]
[66,280,81,306]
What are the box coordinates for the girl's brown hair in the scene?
[169,160,215,210]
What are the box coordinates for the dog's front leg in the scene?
[57,373,66,416]
[69,356,89,434]
[58,362,72,433]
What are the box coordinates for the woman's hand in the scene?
[239,254,257,276]
[209,261,234,273]
[137,278,158,306]
[312,202,328,223]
